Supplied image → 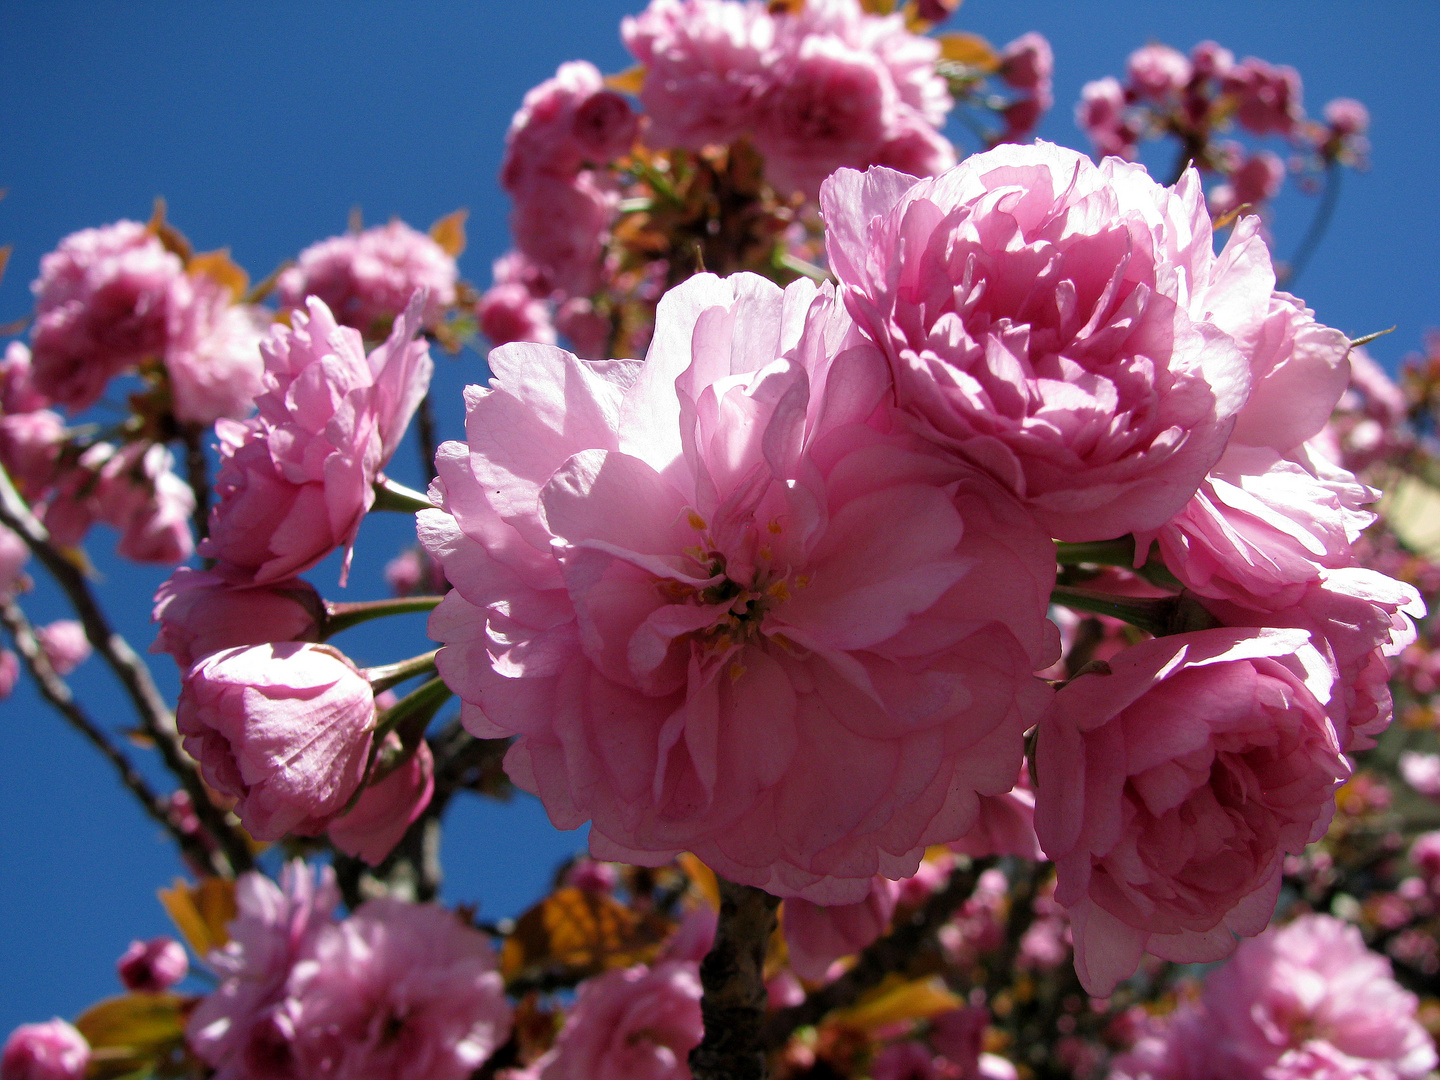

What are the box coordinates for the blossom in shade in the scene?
[564,858,620,895]
[555,298,612,360]
[621,0,778,149]
[532,961,702,1080]
[509,172,618,299]
[1000,33,1053,94]
[176,642,376,841]
[1,1019,90,1080]
[187,862,339,1077]
[163,274,268,425]
[1208,150,1287,219]
[1223,57,1304,136]
[35,620,89,676]
[278,222,457,335]
[822,144,1257,541]
[201,293,433,585]
[784,877,899,980]
[1111,914,1437,1079]
[0,342,49,414]
[117,936,189,992]
[150,568,324,671]
[41,441,195,564]
[949,770,1041,860]
[328,738,435,866]
[419,272,1058,902]
[1400,752,1440,800]
[1034,628,1350,996]
[30,220,184,411]
[278,899,510,1080]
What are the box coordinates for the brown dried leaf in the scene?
[187,248,249,300]
[604,65,647,96]
[827,974,962,1033]
[500,886,670,985]
[429,209,468,258]
[158,876,237,957]
[936,31,999,71]
[146,197,193,261]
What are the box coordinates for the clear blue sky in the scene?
[0,1,1436,1032]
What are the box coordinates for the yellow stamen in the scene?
[686,510,707,531]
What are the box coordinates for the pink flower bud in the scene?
[564,857,619,895]
[176,642,375,840]
[1,1020,89,1080]
[1076,77,1136,159]
[150,567,323,671]
[116,936,188,992]
[478,281,557,349]
[1324,96,1370,137]
[915,0,959,23]
[0,650,18,701]
[1224,57,1303,136]
[327,738,434,866]
[1000,32,1053,93]
[35,620,89,676]
[1189,40,1234,80]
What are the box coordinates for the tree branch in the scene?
[761,857,997,1051]
[180,424,211,546]
[0,463,252,874]
[0,595,224,874]
[690,878,782,1080]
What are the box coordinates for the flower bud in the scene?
[177,642,375,840]
[116,936,188,992]
[1,1020,89,1080]
[35,621,89,676]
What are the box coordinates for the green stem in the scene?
[364,649,439,694]
[324,596,443,638]
[373,676,454,775]
[1050,586,1222,638]
[1054,537,1137,567]
[372,476,435,513]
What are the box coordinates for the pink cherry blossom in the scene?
[0,526,29,595]
[622,0,778,149]
[1209,150,1286,219]
[0,409,65,502]
[201,293,433,585]
[278,222,457,335]
[1189,41,1234,80]
[1076,77,1137,159]
[1325,98,1370,138]
[327,738,435,866]
[35,620,89,676]
[1034,628,1350,996]
[509,172,617,299]
[822,145,1257,540]
[1400,752,1440,800]
[1126,44,1192,100]
[150,568,323,671]
[1224,57,1304,136]
[30,220,184,411]
[176,642,375,841]
[0,342,49,414]
[478,282,558,348]
[784,877,899,980]
[280,898,511,1080]
[532,961,702,1080]
[501,61,637,190]
[1120,915,1437,1079]
[188,861,339,1077]
[1,1020,89,1080]
[163,274,268,425]
[1000,33,1053,94]
[1202,568,1425,752]
[949,769,1041,860]
[419,272,1058,902]
[555,298,612,360]
[41,440,195,563]
[117,935,189,992]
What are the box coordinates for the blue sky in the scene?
[0,0,1436,1032]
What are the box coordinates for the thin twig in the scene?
[180,424,211,545]
[1283,161,1341,288]
[0,595,224,874]
[0,463,252,874]
[761,857,997,1050]
[415,392,438,485]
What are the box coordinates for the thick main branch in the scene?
[690,878,782,1080]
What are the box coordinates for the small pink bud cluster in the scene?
[188,863,512,1080]
[0,1020,89,1080]
[116,936,188,992]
